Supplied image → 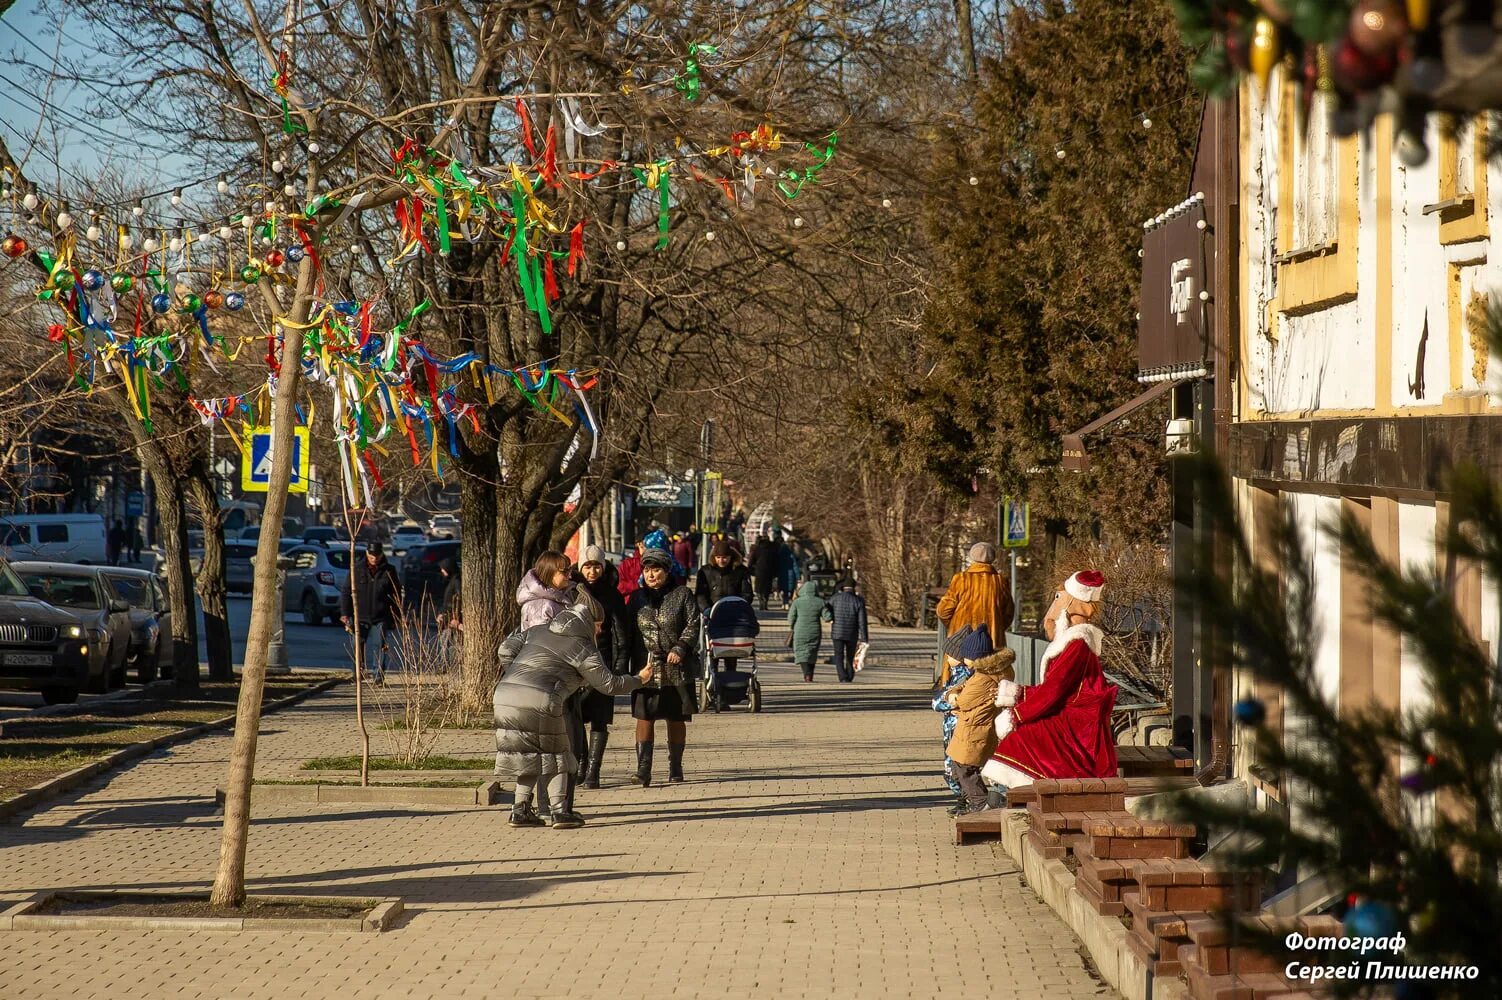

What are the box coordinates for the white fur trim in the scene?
[993,708,1016,740]
[981,758,1034,788]
[1064,573,1103,602]
[1036,622,1104,682]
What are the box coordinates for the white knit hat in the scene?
[1063,570,1105,602]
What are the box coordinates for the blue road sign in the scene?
[241,425,309,494]
[1003,498,1030,548]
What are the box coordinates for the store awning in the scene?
[1061,380,1177,472]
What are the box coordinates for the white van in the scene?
[0,514,109,565]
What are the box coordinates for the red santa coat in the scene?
[984,623,1118,782]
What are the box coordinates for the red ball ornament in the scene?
[203,290,225,310]
[1332,37,1395,93]
[1350,0,1407,57]
[1,234,27,258]
[265,249,286,268]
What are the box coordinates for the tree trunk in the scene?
[185,467,233,681]
[954,0,978,88]
[458,465,500,717]
[142,452,200,692]
[210,256,316,908]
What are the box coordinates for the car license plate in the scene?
[2,653,52,666]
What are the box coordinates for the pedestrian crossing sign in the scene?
[240,424,310,494]
[1002,498,1029,548]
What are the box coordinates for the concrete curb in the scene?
[0,891,402,933]
[0,677,346,824]
[997,810,1161,1000]
[216,779,501,807]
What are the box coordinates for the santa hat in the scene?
[1063,570,1105,602]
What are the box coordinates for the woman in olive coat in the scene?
[786,579,829,681]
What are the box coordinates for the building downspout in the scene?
[1197,93,1238,787]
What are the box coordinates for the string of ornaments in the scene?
[0,42,853,504]
[1173,0,1502,166]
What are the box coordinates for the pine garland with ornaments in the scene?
[1167,379,1502,995]
[1172,0,1502,165]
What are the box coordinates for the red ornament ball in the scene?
[265,249,286,268]
[1332,37,1395,93]
[1350,0,1407,57]
[1,234,28,258]
[203,290,225,310]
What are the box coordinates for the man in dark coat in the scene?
[340,543,402,683]
[694,541,753,611]
[747,531,785,611]
[826,579,870,683]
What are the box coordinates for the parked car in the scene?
[427,513,460,539]
[0,514,109,565]
[224,541,257,592]
[301,526,349,547]
[10,561,133,691]
[282,545,363,625]
[99,567,172,684]
[402,541,460,611]
[0,557,96,704]
[390,522,428,557]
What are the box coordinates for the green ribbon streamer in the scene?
[674,43,718,101]
[388,299,431,370]
[632,164,672,250]
[430,170,452,257]
[778,132,839,199]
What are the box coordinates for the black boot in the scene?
[667,743,685,783]
[634,742,654,787]
[582,732,607,789]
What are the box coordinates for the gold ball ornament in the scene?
[1250,17,1282,92]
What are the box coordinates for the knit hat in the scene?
[942,624,973,660]
[968,542,996,565]
[711,540,734,559]
[1063,570,1105,602]
[640,547,673,569]
[581,544,608,567]
[956,623,994,661]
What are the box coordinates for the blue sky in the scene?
[0,0,194,193]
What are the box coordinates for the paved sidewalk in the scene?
[0,622,1112,1000]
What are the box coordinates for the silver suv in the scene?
[281,545,361,625]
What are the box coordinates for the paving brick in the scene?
[0,629,1115,999]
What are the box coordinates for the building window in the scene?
[1430,113,1489,246]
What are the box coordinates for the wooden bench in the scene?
[1082,812,1197,861]
[1117,744,1195,778]
[953,808,1006,846]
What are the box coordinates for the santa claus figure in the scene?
[982,570,1118,792]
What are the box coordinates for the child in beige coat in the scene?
[944,626,1017,815]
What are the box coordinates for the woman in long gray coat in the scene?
[494,595,653,829]
[785,579,829,681]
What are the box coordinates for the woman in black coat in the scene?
[694,541,753,611]
[574,545,633,788]
[747,531,785,611]
[627,546,701,786]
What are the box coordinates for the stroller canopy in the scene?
[706,596,760,640]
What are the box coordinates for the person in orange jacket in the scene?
[937,542,1015,643]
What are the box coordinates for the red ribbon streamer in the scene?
[515,98,539,159]
[543,254,559,302]
[567,220,586,278]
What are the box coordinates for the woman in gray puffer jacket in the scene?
[494,596,653,829]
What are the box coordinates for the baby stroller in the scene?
[698,596,762,713]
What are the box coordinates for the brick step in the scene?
[1082,811,1196,860]
[1076,853,1133,916]
[1185,961,1300,1000]
[1126,859,1262,911]
[1185,913,1342,977]
[1123,894,1200,979]
[1032,777,1129,814]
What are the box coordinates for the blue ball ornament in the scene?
[80,269,106,291]
[285,244,305,263]
[1233,697,1266,727]
[1344,900,1399,943]
[333,300,358,315]
[223,291,246,311]
[150,292,171,314]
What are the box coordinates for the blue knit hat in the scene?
[957,624,993,661]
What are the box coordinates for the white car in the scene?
[428,514,460,539]
[390,523,428,556]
